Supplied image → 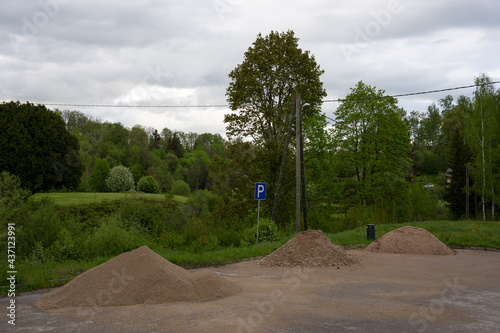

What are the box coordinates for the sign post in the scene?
[254,183,266,245]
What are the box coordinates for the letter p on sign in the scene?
[255,183,266,200]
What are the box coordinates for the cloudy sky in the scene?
[1,0,499,136]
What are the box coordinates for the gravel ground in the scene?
[1,249,499,333]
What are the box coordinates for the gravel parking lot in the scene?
[1,249,499,333]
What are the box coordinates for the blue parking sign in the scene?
[254,183,266,200]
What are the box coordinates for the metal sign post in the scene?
[254,183,266,245]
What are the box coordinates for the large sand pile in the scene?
[38,246,240,310]
[260,229,359,267]
[365,226,455,255]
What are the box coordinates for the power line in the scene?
[323,80,500,103]
[44,103,229,108]
[28,80,500,108]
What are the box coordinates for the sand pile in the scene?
[37,246,240,310]
[365,226,455,255]
[260,229,359,267]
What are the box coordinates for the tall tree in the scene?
[466,74,498,220]
[167,133,184,159]
[224,30,326,223]
[0,102,83,192]
[331,81,412,209]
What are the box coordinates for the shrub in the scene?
[187,190,222,217]
[83,217,151,258]
[0,171,31,210]
[137,176,160,194]
[50,228,79,263]
[240,218,279,246]
[89,158,110,192]
[28,242,53,265]
[17,197,62,258]
[190,233,220,253]
[106,166,135,192]
[159,231,187,250]
[171,180,191,196]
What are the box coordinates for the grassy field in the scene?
[31,192,189,205]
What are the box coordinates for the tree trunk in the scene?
[271,95,296,222]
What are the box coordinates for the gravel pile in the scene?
[259,229,359,268]
[38,246,240,310]
[365,226,455,255]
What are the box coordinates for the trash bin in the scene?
[367,224,375,240]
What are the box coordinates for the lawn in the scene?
[327,220,500,249]
[31,192,189,205]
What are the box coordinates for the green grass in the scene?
[327,220,500,249]
[31,192,188,206]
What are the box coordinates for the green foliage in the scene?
[224,30,327,226]
[171,179,191,196]
[240,218,279,246]
[49,228,79,263]
[166,132,184,158]
[147,163,173,193]
[407,177,449,221]
[332,81,412,208]
[0,171,31,218]
[83,216,151,258]
[17,197,63,259]
[106,166,135,192]
[137,175,160,194]
[89,158,110,192]
[0,101,83,192]
[129,163,146,184]
[187,190,223,217]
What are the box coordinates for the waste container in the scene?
[367,224,375,240]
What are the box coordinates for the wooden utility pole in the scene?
[295,92,301,233]
[300,111,308,230]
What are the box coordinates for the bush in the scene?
[49,228,80,263]
[187,190,223,217]
[137,176,160,194]
[83,217,151,258]
[0,171,31,210]
[17,197,62,259]
[240,218,279,246]
[106,166,135,192]
[171,180,191,196]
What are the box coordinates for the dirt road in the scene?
[2,249,499,332]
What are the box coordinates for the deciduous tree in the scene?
[0,102,83,192]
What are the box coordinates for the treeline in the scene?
[58,109,227,194]
[406,74,500,221]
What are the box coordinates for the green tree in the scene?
[446,128,472,219]
[137,176,160,194]
[194,133,226,158]
[224,30,326,223]
[89,158,111,192]
[166,132,184,158]
[171,179,191,196]
[465,74,499,220]
[331,81,412,211]
[0,102,83,192]
[106,166,135,192]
